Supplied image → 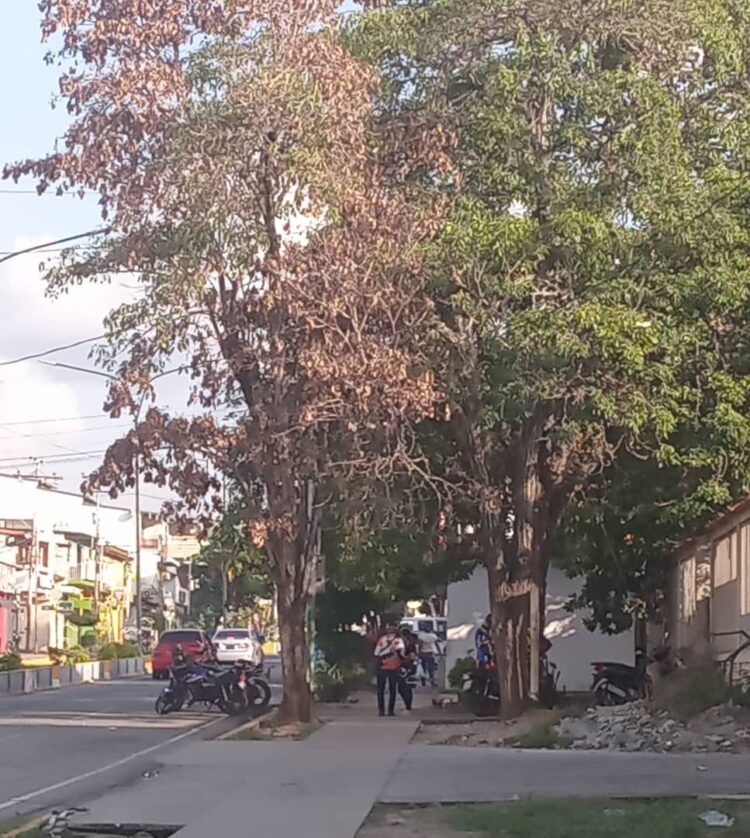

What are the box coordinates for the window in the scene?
[741,524,750,616]
[679,557,696,622]
[159,630,202,644]
[39,542,49,568]
[714,534,737,588]
[214,629,249,640]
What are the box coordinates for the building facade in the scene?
[0,476,134,651]
[664,497,750,680]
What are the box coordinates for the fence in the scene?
[0,656,148,696]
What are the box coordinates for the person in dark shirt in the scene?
[398,629,419,711]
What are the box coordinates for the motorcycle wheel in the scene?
[220,685,248,717]
[247,678,272,712]
[539,676,558,710]
[155,695,171,715]
[595,686,618,706]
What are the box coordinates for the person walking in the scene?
[373,624,405,717]
[418,627,440,687]
[398,629,419,712]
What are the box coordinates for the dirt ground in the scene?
[412,708,558,747]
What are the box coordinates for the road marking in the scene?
[0,717,220,812]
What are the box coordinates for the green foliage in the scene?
[512,721,572,751]
[115,641,139,659]
[78,633,99,649]
[448,656,476,689]
[191,487,272,622]
[48,646,90,665]
[655,666,750,719]
[98,641,138,661]
[349,0,750,637]
[0,653,22,673]
[66,611,98,627]
[315,629,370,670]
[97,644,119,661]
[46,645,91,667]
[313,660,366,703]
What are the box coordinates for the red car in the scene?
[151,629,213,679]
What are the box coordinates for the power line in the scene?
[0,412,106,427]
[0,448,109,463]
[0,334,105,367]
[0,450,107,468]
[0,421,84,455]
[0,189,93,197]
[0,403,205,428]
[0,247,82,255]
[0,422,130,441]
[0,227,109,266]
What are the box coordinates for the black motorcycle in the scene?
[591,648,653,705]
[461,661,500,717]
[538,656,560,709]
[155,661,248,716]
[461,650,559,716]
[235,661,272,713]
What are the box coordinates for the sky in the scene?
[0,4,172,508]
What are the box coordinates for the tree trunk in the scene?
[276,590,316,723]
[494,590,530,719]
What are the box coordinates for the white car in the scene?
[213,628,262,665]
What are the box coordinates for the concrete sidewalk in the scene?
[382,746,750,803]
[71,706,420,838]
[70,691,750,838]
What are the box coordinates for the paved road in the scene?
[0,663,282,821]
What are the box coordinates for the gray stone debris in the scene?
[554,702,750,754]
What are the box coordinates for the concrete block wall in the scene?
[0,657,146,697]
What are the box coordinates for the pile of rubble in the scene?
[555,702,750,754]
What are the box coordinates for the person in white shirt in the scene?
[418,630,440,687]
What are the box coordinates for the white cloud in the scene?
[0,235,134,354]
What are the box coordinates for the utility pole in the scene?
[135,457,142,655]
[93,494,101,614]
[39,360,183,658]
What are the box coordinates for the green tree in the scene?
[350,0,750,713]
[191,493,273,626]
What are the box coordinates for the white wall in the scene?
[0,476,134,554]
[446,565,635,693]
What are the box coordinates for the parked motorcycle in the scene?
[591,648,653,705]
[461,660,500,717]
[538,656,560,709]
[235,661,272,713]
[155,660,248,716]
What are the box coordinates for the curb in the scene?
[217,707,278,740]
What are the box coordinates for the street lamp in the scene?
[39,360,180,653]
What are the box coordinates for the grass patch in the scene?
[505,714,572,749]
[655,667,750,720]
[449,800,750,838]
[295,721,321,740]
[0,815,59,838]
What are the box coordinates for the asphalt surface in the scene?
[0,660,282,822]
